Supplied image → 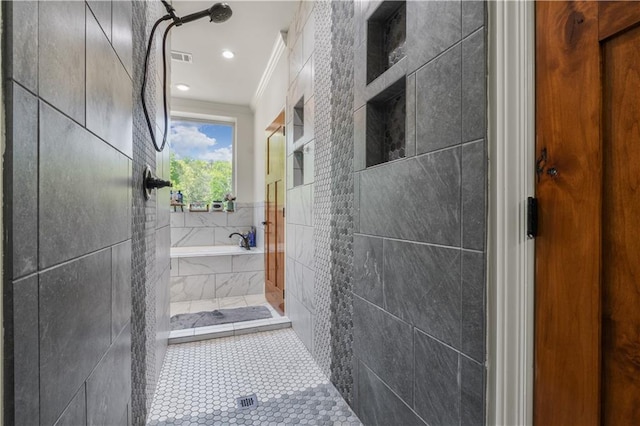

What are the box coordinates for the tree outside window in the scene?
[169,118,234,204]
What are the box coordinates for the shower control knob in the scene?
[143,165,172,200]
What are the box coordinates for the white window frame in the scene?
[169,111,238,200]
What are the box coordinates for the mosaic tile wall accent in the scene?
[311,0,334,378]
[132,1,172,424]
[328,0,356,404]
[351,0,487,424]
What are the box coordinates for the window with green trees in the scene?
[170,118,234,204]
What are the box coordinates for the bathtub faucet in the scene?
[229,232,251,250]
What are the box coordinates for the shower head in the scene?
[178,3,233,25]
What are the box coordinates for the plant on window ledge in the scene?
[224,193,236,212]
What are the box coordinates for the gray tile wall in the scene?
[3,1,168,424]
[351,0,487,424]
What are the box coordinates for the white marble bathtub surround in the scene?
[215,271,265,298]
[177,256,232,276]
[231,253,263,272]
[170,212,185,228]
[171,227,214,247]
[170,275,216,302]
[227,206,254,227]
[214,226,251,246]
[184,211,228,227]
[170,258,179,276]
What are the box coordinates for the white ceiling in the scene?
[169,0,298,106]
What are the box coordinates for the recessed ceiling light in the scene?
[176,83,190,91]
[222,50,235,59]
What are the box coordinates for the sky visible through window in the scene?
[170,119,233,162]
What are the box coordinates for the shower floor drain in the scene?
[236,394,258,410]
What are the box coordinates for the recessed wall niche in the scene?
[293,96,304,142]
[293,148,304,187]
[366,78,406,167]
[366,1,406,84]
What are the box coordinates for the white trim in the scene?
[487,1,535,425]
[250,31,287,112]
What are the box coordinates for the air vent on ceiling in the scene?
[171,50,193,63]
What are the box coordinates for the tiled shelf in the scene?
[366,77,407,167]
[367,1,407,84]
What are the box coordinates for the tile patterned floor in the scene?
[148,329,361,425]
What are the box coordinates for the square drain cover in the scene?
[236,394,258,410]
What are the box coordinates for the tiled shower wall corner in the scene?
[2,1,169,425]
[351,1,487,424]
[285,0,318,359]
[132,0,172,423]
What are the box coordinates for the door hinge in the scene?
[527,197,538,239]
[282,207,285,218]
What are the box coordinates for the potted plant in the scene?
[224,193,236,212]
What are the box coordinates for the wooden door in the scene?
[265,112,285,315]
[535,2,640,424]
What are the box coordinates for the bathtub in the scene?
[170,245,265,302]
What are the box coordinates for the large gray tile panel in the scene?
[353,235,383,307]
[461,356,485,426]
[462,29,486,144]
[87,324,132,426]
[12,276,39,426]
[416,45,462,155]
[39,249,112,426]
[10,1,38,91]
[112,240,132,340]
[414,330,460,426]
[86,11,133,158]
[462,140,486,250]
[353,295,413,402]
[384,239,461,347]
[87,0,112,41]
[112,0,133,77]
[463,1,485,38]
[407,0,461,74]
[53,386,86,426]
[39,103,131,268]
[354,106,366,171]
[462,250,485,362]
[356,360,426,426]
[39,0,85,123]
[360,148,461,246]
[11,84,38,278]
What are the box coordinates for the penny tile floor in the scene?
[147,328,361,425]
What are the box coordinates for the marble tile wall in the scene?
[286,1,317,356]
[351,0,487,424]
[170,253,265,302]
[170,204,255,247]
[2,1,151,424]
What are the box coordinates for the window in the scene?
[170,117,234,204]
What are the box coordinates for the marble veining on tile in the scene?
[215,272,265,298]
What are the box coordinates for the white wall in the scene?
[252,52,289,204]
[171,97,255,203]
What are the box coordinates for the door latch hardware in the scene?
[527,197,538,239]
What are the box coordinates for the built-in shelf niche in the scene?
[367,0,406,84]
[293,96,304,142]
[366,78,406,167]
[293,148,304,187]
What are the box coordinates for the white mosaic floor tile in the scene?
[148,329,361,425]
